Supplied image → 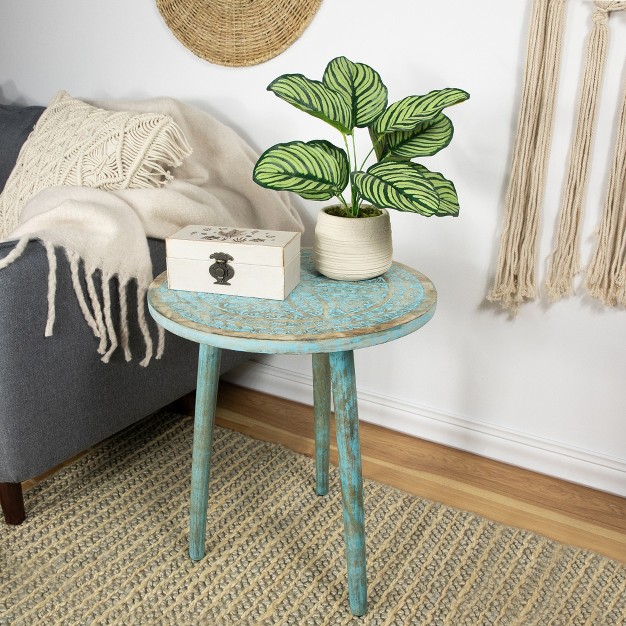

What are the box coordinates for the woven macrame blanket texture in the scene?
[0,90,193,238]
[0,96,304,366]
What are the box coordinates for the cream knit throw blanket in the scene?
[0,97,304,366]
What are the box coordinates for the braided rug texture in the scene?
[1,412,624,625]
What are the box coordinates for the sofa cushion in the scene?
[0,104,45,194]
[0,90,192,239]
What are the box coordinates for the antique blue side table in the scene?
[147,249,436,616]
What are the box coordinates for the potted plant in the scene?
[253,56,469,280]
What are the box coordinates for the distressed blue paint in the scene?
[312,353,331,496]
[189,344,221,562]
[147,249,436,355]
[147,249,438,617]
[330,350,367,616]
[147,308,435,355]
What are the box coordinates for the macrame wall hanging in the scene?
[489,0,626,312]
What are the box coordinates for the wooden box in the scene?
[166,225,301,300]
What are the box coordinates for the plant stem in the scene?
[342,133,352,170]
[350,133,360,216]
[359,145,376,171]
[337,193,350,212]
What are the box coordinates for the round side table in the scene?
[148,249,436,616]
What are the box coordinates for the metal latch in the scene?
[209,252,235,285]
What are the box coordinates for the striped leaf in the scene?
[373,88,469,134]
[322,56,388,128]
[382,113,454,159]
[412,164,460,216]
[352,161,440,215]
[308,140,350,191]
[368,126,387,161]
[253,140,348,201]
[268,74,352,134]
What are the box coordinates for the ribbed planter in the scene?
[313,206,393,281]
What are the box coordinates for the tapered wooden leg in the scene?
[329,350,367,617]
[189,343,221,561]
[312,353,331,496]
[0,482,26,525]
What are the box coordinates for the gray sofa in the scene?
[0,103,248,525]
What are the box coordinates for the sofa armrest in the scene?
[0,237,248,483]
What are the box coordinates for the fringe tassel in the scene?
[587,76,626,305]
[0,236,161,365]
[136,285,154,368]
[545,1,626,300]
[86,271,108,355]
[488,0,568,312]
[118,280,132,361]
[43,242,57,337]
[101,276,119,363]
[123,118,192,188]
[85,270,158,366]
[156,325,165,360]
[614,193,626,304]
[67,250,100,338]
[0,237,29,269]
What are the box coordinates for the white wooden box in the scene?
[166,225,301,300]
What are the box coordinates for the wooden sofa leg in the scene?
[0,482,26,525]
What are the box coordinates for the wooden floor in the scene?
[24,382,626,563]
[208,382,626,564]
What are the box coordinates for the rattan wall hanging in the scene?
[155,0,323,67]
[489,0,626,312]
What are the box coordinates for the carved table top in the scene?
[148,249,437,354]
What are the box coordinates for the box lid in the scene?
[166,225,301,266]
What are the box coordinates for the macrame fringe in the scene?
[123,118,192,188]
[488,0,568,312]
[0,238,163,366]
[545,1,626,300]
[586,76,626,306]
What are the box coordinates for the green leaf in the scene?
[373,87,469,134]
[352,161,441,215]
[322,56,388,128]
[382,113,454,159]
[253,140,348,201]
[268,74,352,134]
[412,164,460,216]
[308,140,350,192]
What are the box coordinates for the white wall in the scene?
[2,1,625,495]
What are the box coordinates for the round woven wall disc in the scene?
[156,0,323,67]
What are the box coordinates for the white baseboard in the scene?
[223,360,626,497]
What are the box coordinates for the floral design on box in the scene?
[189,227,277,244]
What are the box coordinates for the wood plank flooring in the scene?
[209,382,626,563]
[23,382,626,563]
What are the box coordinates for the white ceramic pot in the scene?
[313,206,393,281]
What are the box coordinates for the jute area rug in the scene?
[1,412,624,625]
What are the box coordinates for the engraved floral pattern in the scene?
[188,227,277,244]
[155,251,431,339]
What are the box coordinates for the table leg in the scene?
[189,343,221,562]
[329,350,367,616]
[312,353,331,496]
